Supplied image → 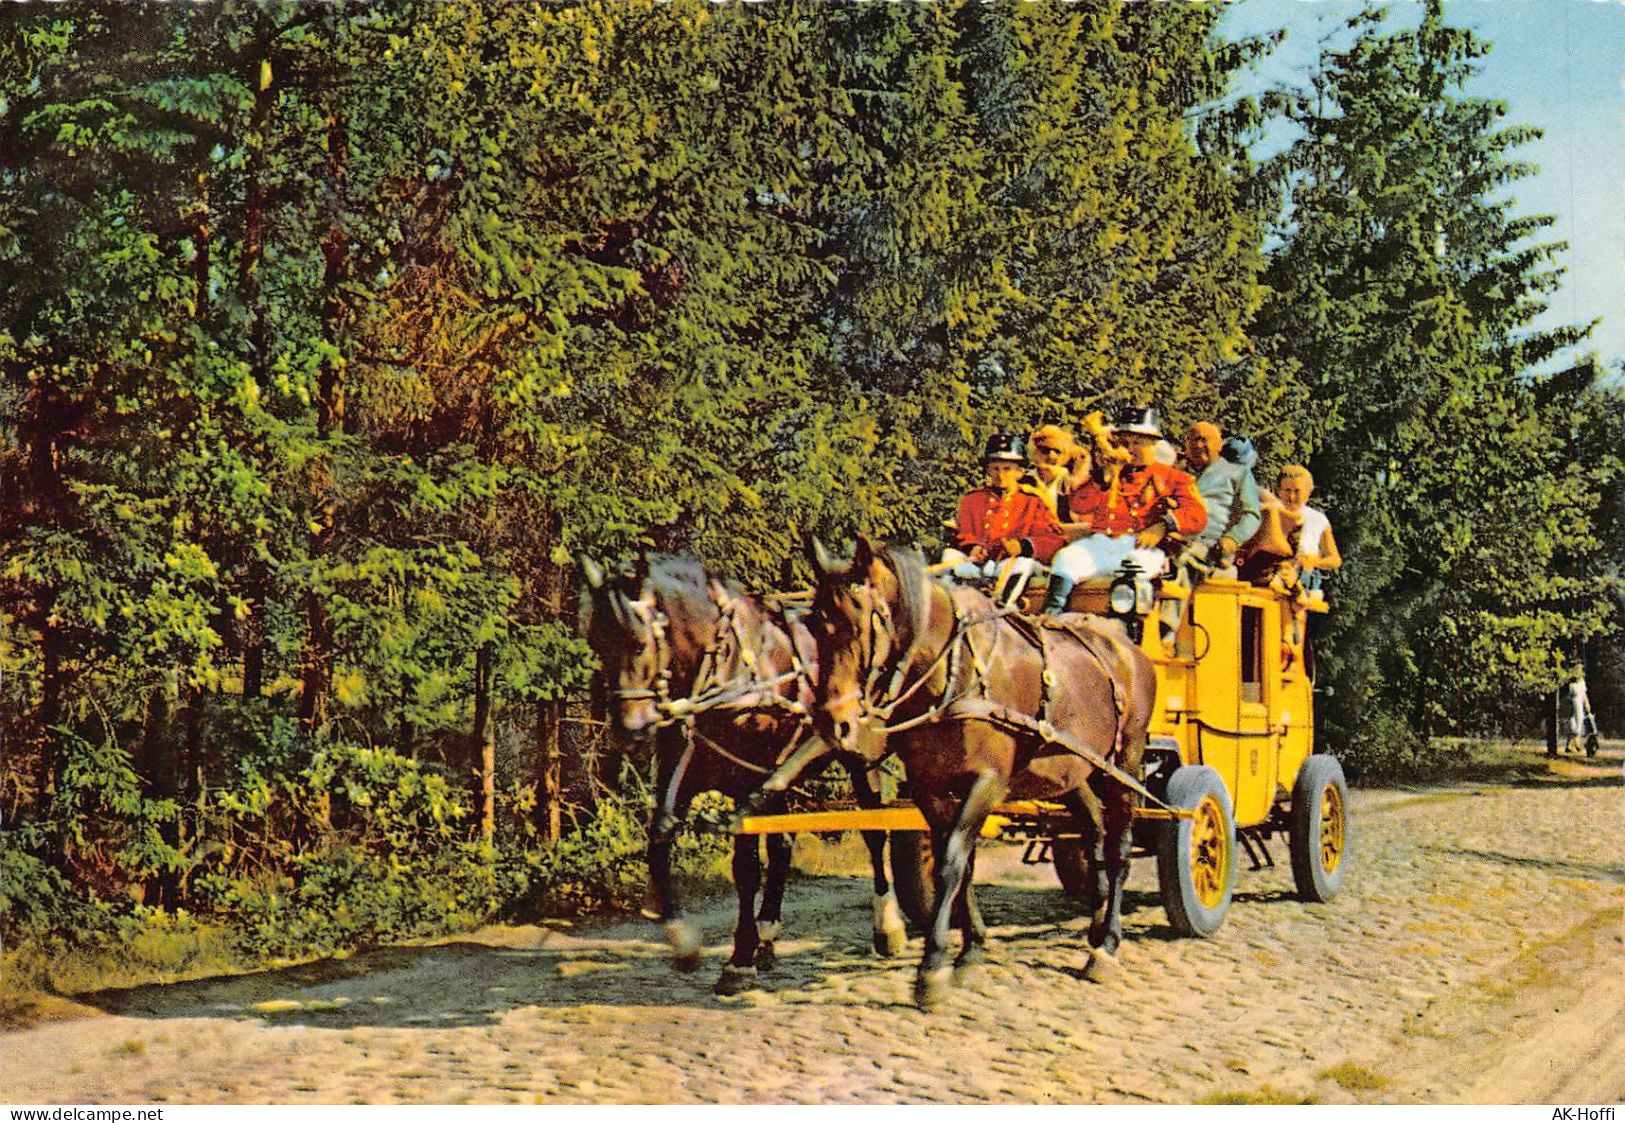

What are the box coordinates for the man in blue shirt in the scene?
[1181,422,1261,575]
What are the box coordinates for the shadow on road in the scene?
[78,873,1211,1031]
[1425,846,1625,884]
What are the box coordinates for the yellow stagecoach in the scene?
[738,572,1350,939]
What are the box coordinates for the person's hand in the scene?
[968,545,990,565]
[1299,552,1320,571]
[1136,525,1167,550]
[1219,535,1239,558]
[1001,537,1022,559]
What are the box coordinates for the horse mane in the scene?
[581,553,717,640]
[877,543,936,640]
[645,553,716,608]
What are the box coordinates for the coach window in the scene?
[1240,604,1264,704]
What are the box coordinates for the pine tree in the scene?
[1256,1,1611,757]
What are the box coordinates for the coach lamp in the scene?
[1107,560,1153,642]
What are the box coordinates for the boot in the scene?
[1043,573,1075,615]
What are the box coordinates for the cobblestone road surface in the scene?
[4,748,1621,1105]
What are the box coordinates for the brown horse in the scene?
[807,537,1157,1009]
[580,553,906,995]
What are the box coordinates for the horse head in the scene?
[579,552,668,736]
[806,534,907,754]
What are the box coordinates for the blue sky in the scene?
[1218,0,1625,373]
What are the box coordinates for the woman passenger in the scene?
[1276,464,1340,593]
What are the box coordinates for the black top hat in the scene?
[1112,405,1163,439]
[981,433,1027,463]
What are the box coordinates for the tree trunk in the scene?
[534,508,570,844]
[238,52,276,698]
[472,643,496,847]
[399,684,415,759]
[536,699,562,845]
[298,106,349,730]
[34,594,64,817]
[139,684,180,907]
[242,601,265,698]
[21,386,71,826]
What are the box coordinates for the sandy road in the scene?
[3,746,1621,1105]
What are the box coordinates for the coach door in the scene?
[1191,585,1278,828]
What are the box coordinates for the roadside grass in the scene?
[1,911,251,1028]
[1321,1062,1391,1092]
[1198,1084,1320,1105]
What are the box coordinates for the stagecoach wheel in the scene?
[1156,765,1237,938]
[1289,754,1350,903]
[1051,838,1089,900]
[889,830,937,931]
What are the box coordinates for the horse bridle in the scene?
[825,554,998,734]
[819,583,896,721]
[614,586,806,735]
[609,595,676,712]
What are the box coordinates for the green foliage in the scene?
[513,766,733,918]
[0,0,1617,969]
[0,824,79,935]
[1257,0,1615,748]
[198,844,513,960]
[1336,707,1431,785]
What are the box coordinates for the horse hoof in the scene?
[1083,946,1126,986]
[914,965,954,1011]
[873,893,907,957]
[952,947,987,985]
[875,926,907,958]
[754,942,777,971]
[714,965,758,996]
[664,920,702,972]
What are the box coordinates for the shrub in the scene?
[1336,707,1432,785]
[0,825,78,938]
[506,764,732,919]
[6,734,733,1007]
[197,843,522,959]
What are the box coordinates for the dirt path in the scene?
[4,747,1621,1105]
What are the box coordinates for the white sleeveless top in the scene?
[1296,505,1331,557]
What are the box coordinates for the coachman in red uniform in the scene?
[941,433,1063,603]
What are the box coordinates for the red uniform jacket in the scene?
[954,487,1065,564]
[1067,462,1207,538]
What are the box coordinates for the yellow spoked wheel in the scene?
[1190,795,1232,910]
[1157,765,1236,938]
[1291,754,1350,902]
[1319,784,1345,873]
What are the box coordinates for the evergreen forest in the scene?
[3,1,1621,977]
